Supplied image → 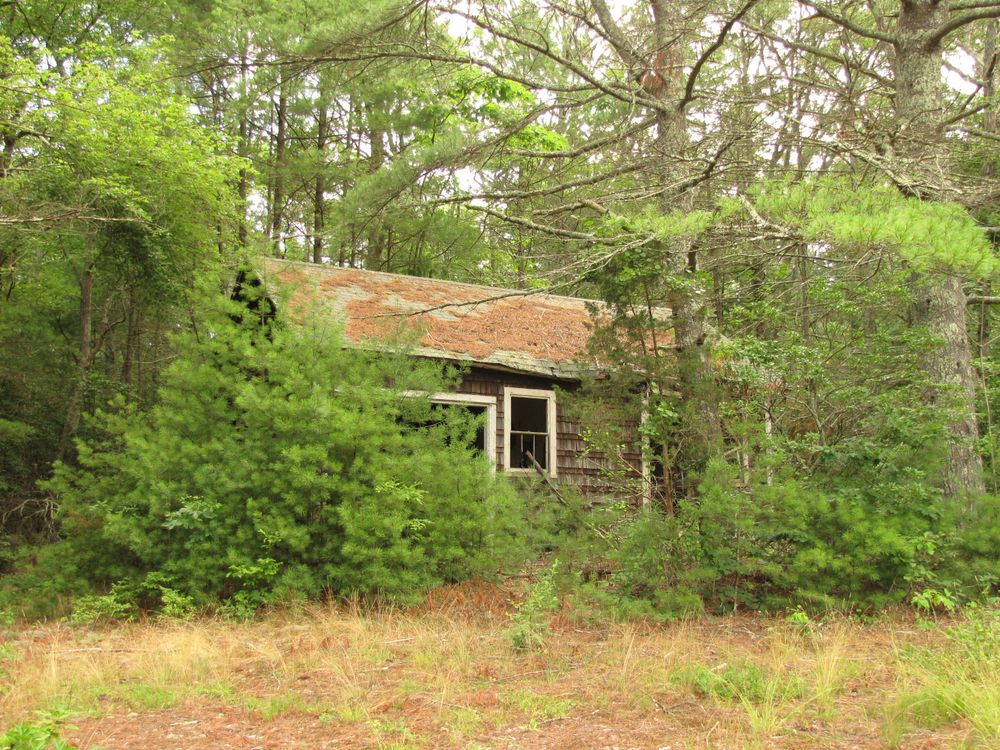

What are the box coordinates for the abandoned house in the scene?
[262,258,656,498]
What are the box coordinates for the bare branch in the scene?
[679,0,761,111]
[446,7,674,113]
[506,116,656,158]
[466,204,601,241]
[952,0,1000,11]
[590,0,645,70]
[798,0,897,44]
[747,22,892,86]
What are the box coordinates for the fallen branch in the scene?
[525,451,609,540]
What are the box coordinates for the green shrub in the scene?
[504,562,561,651]
[158,587,197,620]
[69,589,137,625]
[538,454,998,617]
[13,304,528,614]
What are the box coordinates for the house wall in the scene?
[454,366,643,498]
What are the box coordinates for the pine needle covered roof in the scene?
[263,258,620,379]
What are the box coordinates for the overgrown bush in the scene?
[1,301,528,617]
[539,453,1000,618]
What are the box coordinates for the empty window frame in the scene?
[407,392,497,471]
[503,387,557,477]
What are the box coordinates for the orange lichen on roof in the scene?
[264,259,622,378]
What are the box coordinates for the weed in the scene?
[503,563,560,651]
[910,588,958,618]
[246,693,308,721]
[676,658,810,744]
[736,676,809,741]
[113,683,179,711]
[0,710,75,750]
[675,660,804,704]
[0,605,990,749]
[0,641,16,677]
[320,701,368,723]
[501,689,575,729]
[885,603,1000,748]
[809,629,855,719]
[785,606,813,634]
[368,717,424,749]
[444,706,482,738]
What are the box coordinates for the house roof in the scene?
[263,258,617,379]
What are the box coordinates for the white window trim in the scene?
[503,387,557,478]
[402,390,497,473]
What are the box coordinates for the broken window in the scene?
[429,402,488,453]
[504,388,556,476]
[400,391,497,470]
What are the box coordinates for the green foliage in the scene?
[885,602,1000,747]
[0,713,75,750]
[504,562,561,651]
[2,0,998,627]
[533,454,1000,616]
[69,590,137,626]
[676,661,805,704]
[0,640,16,697]
[158,588,197,621]
[747,179,999,277]
[19,301,526,615]
[221,558,282,620]
[785,606,813,633]
[944,598,1000,665]
[603,507,704,621]
[0,23,238,563]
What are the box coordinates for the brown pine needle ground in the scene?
[1,586,994,749]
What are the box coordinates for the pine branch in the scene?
[931,5,1000,47]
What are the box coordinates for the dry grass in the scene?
[0,596,994,749]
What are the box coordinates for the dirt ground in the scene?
[1,584,987,749]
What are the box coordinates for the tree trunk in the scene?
[364,102,386,269]
[237,47,250,248]
[271,81,288,252]
[589,0,724,493]
[121,293,142,390]
[313,104,328,264]
[912,275,986,496]
[895,0,985,496]
[650,9,724,486]
[56,268,95,463]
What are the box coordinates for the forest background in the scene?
[2,0,1000,620]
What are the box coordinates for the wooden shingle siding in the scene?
[454,366,641,497]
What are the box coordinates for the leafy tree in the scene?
[0,26,237,552]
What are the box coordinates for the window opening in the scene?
[429,402,487,454]
[400,391,497,471]
[509,395,550,470]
